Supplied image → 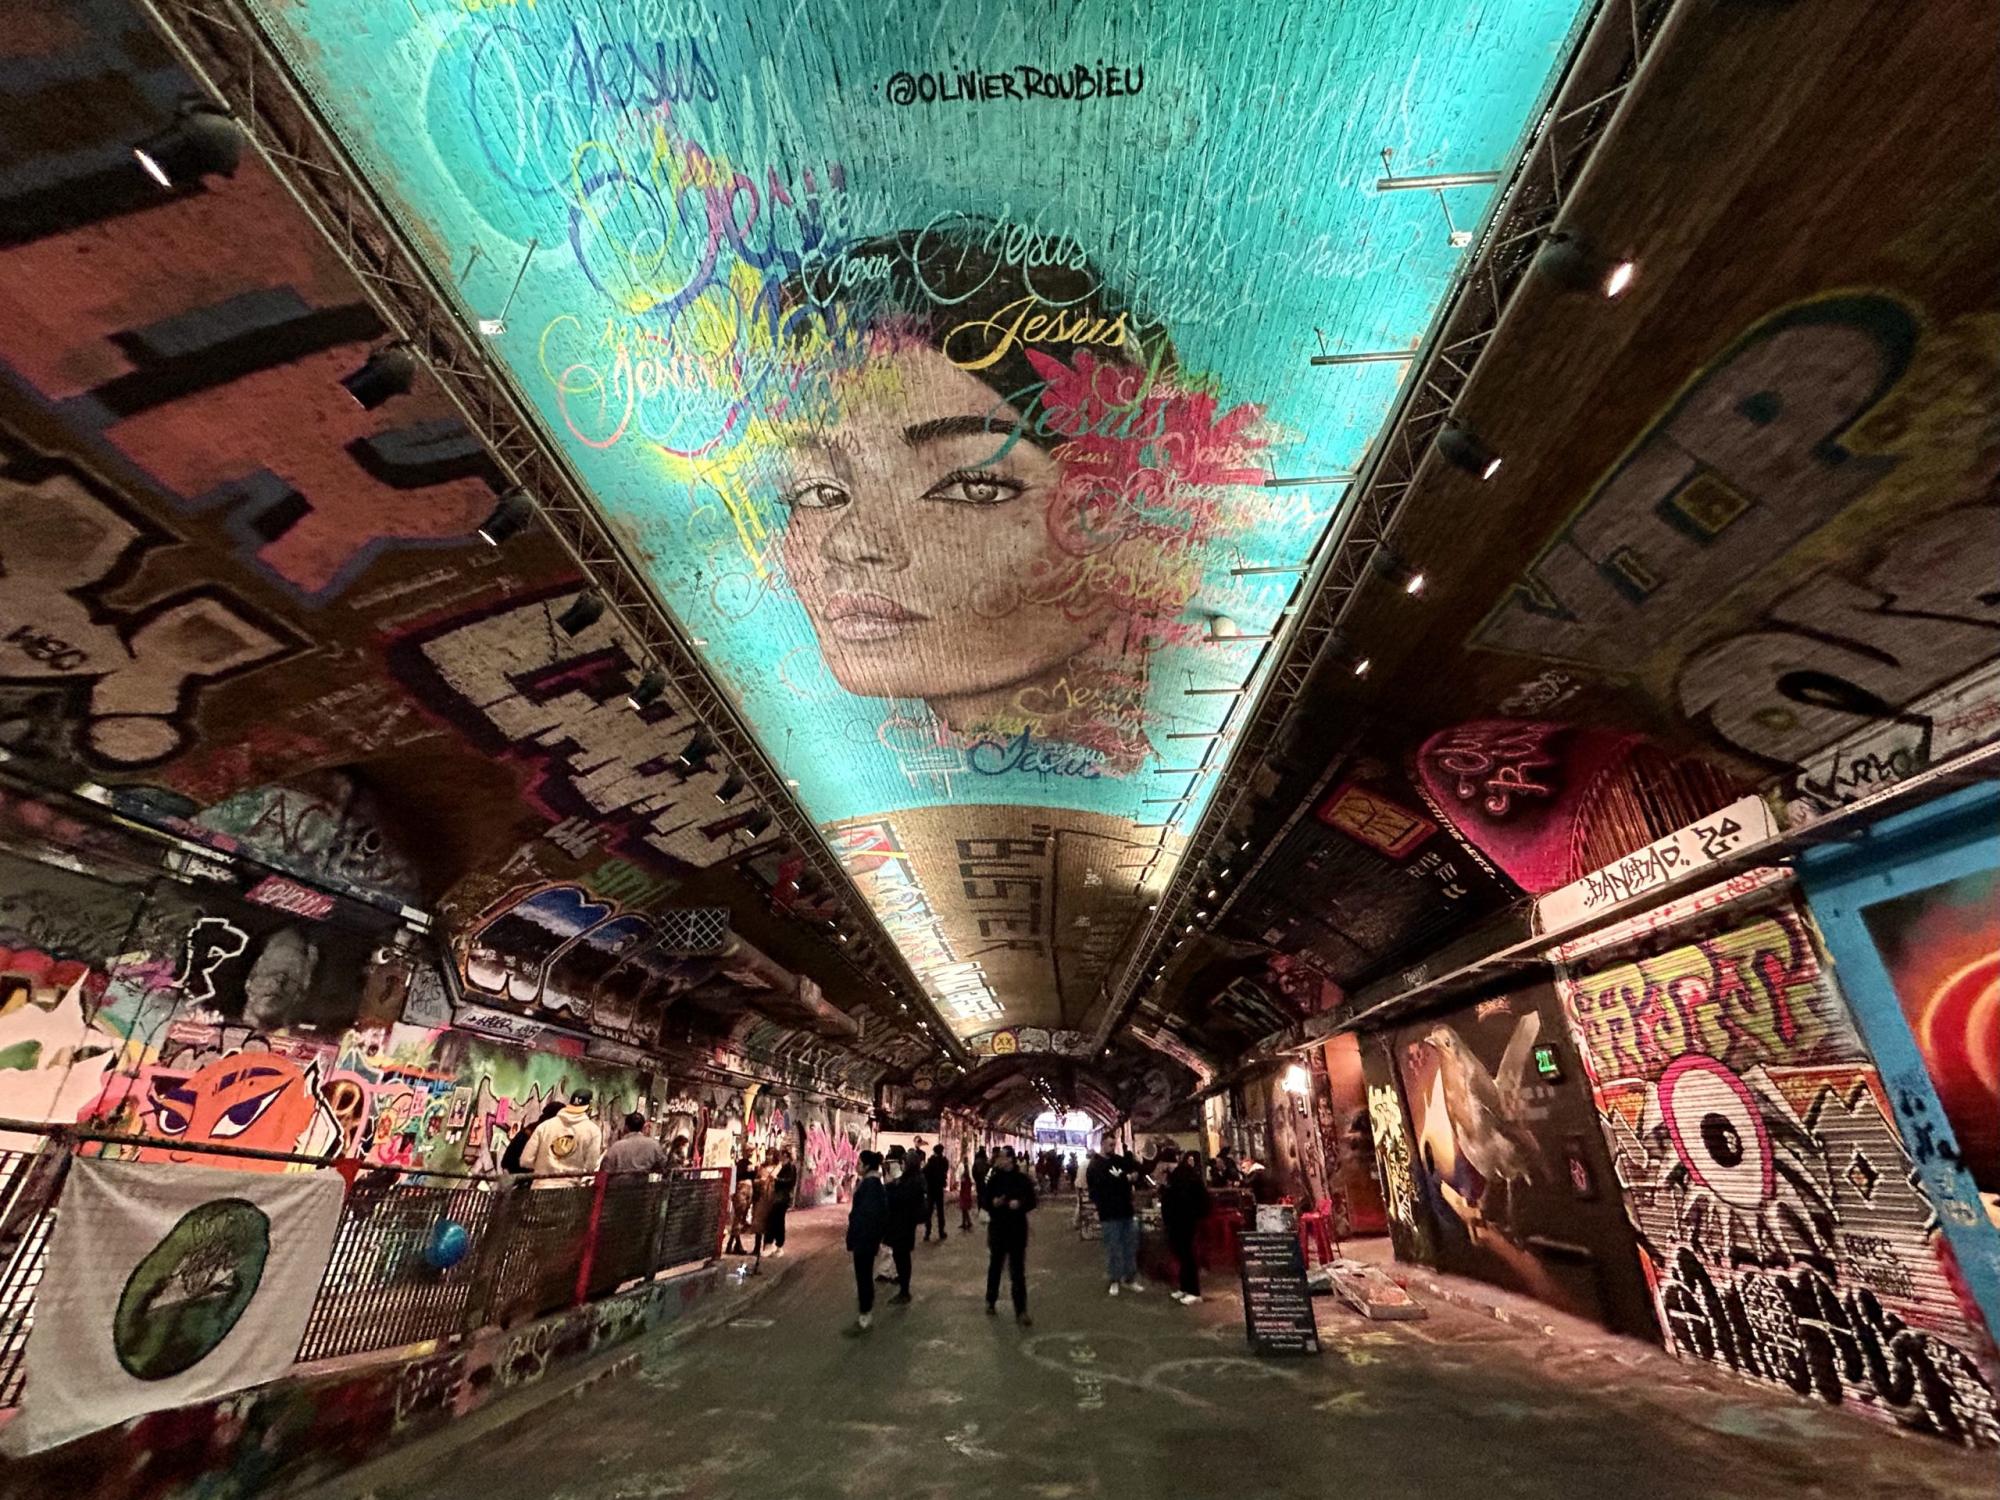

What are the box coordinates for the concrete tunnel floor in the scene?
[374,1203,1997,1500]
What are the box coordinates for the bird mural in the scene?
[1413,1012,1545,1241]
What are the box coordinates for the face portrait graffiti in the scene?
[774,228,1269,769]
[137,1053,341,1169]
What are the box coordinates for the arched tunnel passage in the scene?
[0,0,1995,1492]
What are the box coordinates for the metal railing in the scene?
[0,1123,731,1408]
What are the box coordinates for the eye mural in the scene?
[244,0,1592,1036]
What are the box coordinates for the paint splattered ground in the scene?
[372,1205,1996,1500]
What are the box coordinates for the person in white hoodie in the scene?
[521,1089,604,1183]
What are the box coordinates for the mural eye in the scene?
[923,470,1023,507]
[154,1099,190,1136]
[783,480,850,511]
[211,1086,285,1139]
[1658,1054,1773,1210]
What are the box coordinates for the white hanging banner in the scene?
[4,1157,343,1455]
[1535,793,1778,934]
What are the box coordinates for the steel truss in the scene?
[136,0,968,1065]
[1089,0,1686,1055]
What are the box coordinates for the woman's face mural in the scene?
[780,345,1102,728]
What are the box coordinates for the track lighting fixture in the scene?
[713,775,744,804]
[676,733,716,769]
[134,105,242,188]
[742,811,773,838]
[624,668,666,710]
[1536,231,1636,299]
[1329,631,1371,679]
[1436,421,1502,481]
[1372,548,1426,597]
[477,489,535,546]
[340,343,418,411]
[553,593,603,636]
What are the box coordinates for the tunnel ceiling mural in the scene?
[246,0,1592,1038]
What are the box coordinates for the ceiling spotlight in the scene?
[340,343,418,411]
[1330,630,1371,680]
[553,592,604,636]
[477,488,535,546]
[743,811,773,838]
[713,775,744,804]
[133,105,243,189]
[625,668,666,710]
[676,733,716,769]
[1372,548,1426,597]
[1436,421,1501,481]
[1536,231,1637,300]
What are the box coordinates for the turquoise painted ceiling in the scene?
[248,0,1588,1039]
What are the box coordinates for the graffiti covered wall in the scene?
[1555,887,1999,1446]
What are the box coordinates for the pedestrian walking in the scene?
[751,1150,779,1260]
[923,1144,950,1242]
[728,1156,755,1255]
[765,1148,798,1256]
[979,1145,1038,1325]
[844,1152,887,1336]
[958,1158,977,1232]
[971,1147,991,1222]
[1163,1152,1212,1304]
[886,1148,925,1301]
[1086,1147,1144,1296]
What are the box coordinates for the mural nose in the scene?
[823,508,910,572]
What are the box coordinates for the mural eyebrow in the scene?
[901,414,1014,447]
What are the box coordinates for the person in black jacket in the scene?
[1085,1148,1144,1296]
[500,1098,563,1177]
[979,1146,1039,1324]
[844,1152,888,1335]
[922,1145,951,1242]
[1162,1152,1212,1304]
[886,1149,926,1301]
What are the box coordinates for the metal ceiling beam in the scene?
[134,0,969,1068]
[1088,0,1687,1057]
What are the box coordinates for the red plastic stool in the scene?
[1296,1207,1335,1267]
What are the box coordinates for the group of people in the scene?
[497,1090,693,1182]
[843,1143,1039,1334]
[1085,1145,1213,1305]
[1032,1150,1078,1194]
[727,1146,800,1262]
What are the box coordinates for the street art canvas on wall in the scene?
[243,0,1592,1035]
[1389,988,1655,1334]
[1857,866,2000,1212]
[3,1158,343,1454]
[1555,890,2000,1447]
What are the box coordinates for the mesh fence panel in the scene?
[0,1136,728,1409]
[0,1147,62,1409]
[296,1172,501,1363]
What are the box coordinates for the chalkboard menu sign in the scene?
[1239,1231,1320,1355]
